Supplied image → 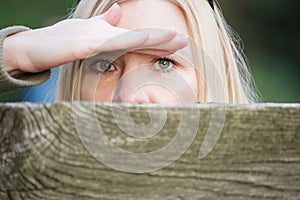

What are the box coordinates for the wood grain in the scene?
[0,102,299,200]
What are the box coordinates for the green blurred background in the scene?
[0,0,299,102]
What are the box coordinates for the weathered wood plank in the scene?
[0,103,299,200]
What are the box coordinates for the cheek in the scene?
[145,68,198,104]
[80,67,198,103]
[94,77,117,102]
[172,68,198,103]
[186,69,199,97]
[80,73,97,101]
[80,72,119,102]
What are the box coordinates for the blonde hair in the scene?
[56,0,258,103]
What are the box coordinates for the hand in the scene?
[3,3,189,76]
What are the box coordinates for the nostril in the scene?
[128,89,151,104]
[113,85,152,104]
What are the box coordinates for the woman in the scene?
[0,0,257,103]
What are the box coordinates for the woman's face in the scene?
[81,0,198,104]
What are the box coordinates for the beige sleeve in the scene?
[0,26,50,93]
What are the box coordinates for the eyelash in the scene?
[151,57,178,73]
[89,60,116,75]
[89,57,178,75]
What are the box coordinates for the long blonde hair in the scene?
[56,0,258,103]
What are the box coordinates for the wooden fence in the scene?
[0,102,299,199]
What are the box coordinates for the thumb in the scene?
[100,3,122,26]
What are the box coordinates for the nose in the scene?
[114,84,152,103]
[113,67,153,104]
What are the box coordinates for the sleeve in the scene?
[0,26,51,93]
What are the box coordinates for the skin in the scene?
[3,3,186,75]
[3,0,198,104]
[81,0,198,104]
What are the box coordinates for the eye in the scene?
[153,57,176,72]
[90,60,115,74]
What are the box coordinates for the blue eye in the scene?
[153,58,176,72]
[90,60,115,74]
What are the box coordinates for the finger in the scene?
[91,31,149,55]
[150,34,189,52]
[139,28,177,47]
[131,49,176,57]
[96,3,122,26]
[131,33,189,54]
[98,29,178,53]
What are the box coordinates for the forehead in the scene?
[117,0,189,35]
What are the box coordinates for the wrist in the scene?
[3,36,25,77]
[0,26,31,77]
